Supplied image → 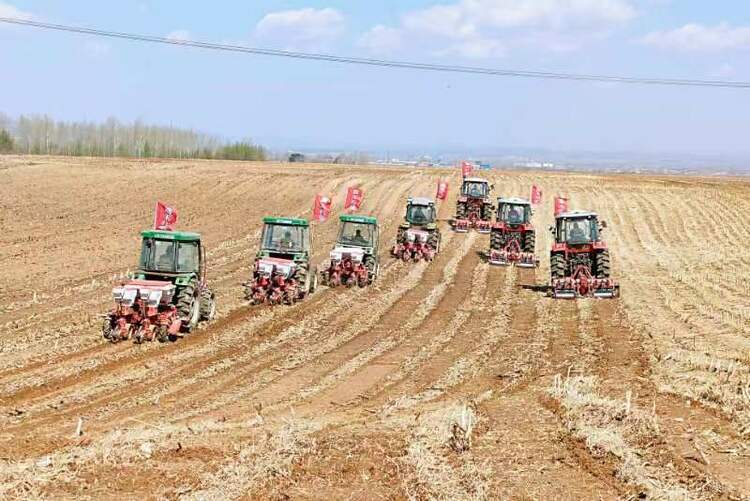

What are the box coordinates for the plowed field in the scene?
[1,156,749,499]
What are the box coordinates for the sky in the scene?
[1,1,750,158]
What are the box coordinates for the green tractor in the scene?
[244,217,318,305]
[103,230,216,343]
[392,197,441,261]
[321,214,380,287]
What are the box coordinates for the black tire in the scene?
[456,202,466,219]
[364,256,376,284]
[294,264,309,298]
[551,253,566,279]
[481,203,492,221]
[176,281,200,333]
[102,316,115,341]
[523,231,536,253]
[199,287,216,321]
[427,231,440,251]
[396,227,406,243]
[490,230,503,251]
[595,250,611,279]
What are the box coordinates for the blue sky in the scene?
[1,1,750,156]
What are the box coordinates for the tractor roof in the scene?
[263,216,309,227]
[340,214,377,225]
[408,197,434,206]
[498,197,531,205]
[463,177,490,183]
[141,229,201,241]
[556,210,598,219]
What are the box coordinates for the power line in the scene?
[2,16,750,89]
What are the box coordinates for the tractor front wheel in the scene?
[551,253,566,279]
[428,230,441,253]
[456,202,467,220]
[595,250,611,279]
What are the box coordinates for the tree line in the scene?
[0,113,266,161]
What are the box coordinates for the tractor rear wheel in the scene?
[199,288,216,321]
[523,231,536,253]
[176,282,200,333]
[364,256,376,284]
[294,265,310,298]
[551,253,566,279]
[481,203,492,221]
[428,230,440,252]
[490,230,503,251]
[456,202,467,219]
[595,250,611,279]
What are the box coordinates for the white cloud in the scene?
[166,30,191,42]
[254,7,345,50]
[358,25,403,53]
[711,62,735,78]
[359,0,635,58]
[641,23,750,52]
[0,2,34,20]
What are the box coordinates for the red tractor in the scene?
[488,197,538,268]
[452,177,494,233]
[549,210,619,299]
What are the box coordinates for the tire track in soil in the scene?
[194,230,474,422]
[0,177,428,454]
[590,300,750,496]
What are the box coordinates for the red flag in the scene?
[460,160,474,178]
[554,197,568,216]
[312,194,332,222]
[153,202,178,230]
[531,185,542,206]
[344,186,364,212]
[436,179,449,201]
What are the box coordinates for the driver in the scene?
[570,221,586,240]
[351,228,369,246]
[156,245,173,270]
[279,230,296,249]
[469,184,481,197]
[412,206,427,222]
[508,206,521,223]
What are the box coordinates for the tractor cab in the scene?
[258,217,311,262]
[404,197,437,228]
[136,230,205,286]
[496,197,532,226]
[336,215,379,254]
[460,178,492,200]
[552,211,605,246]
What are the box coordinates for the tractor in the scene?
[244,217,317,305]
[549,210,619,299]
[488,197,538,268]
[392,197,441,262]
[453,177,494,233]
[102,230,216,343]
[321,215,379,287]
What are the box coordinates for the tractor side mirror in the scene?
[548,225,555,234]
[600,220,607,229]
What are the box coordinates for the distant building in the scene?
[288,152,305,163]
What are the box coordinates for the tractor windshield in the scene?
[261,224,306,253]
[139,239,176,272]
[562,218,594,244]
[462,181,488,198]
[406,204,434,224]
[499,204,529,225]
[140,239,200,273]
[338,222,374,247]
